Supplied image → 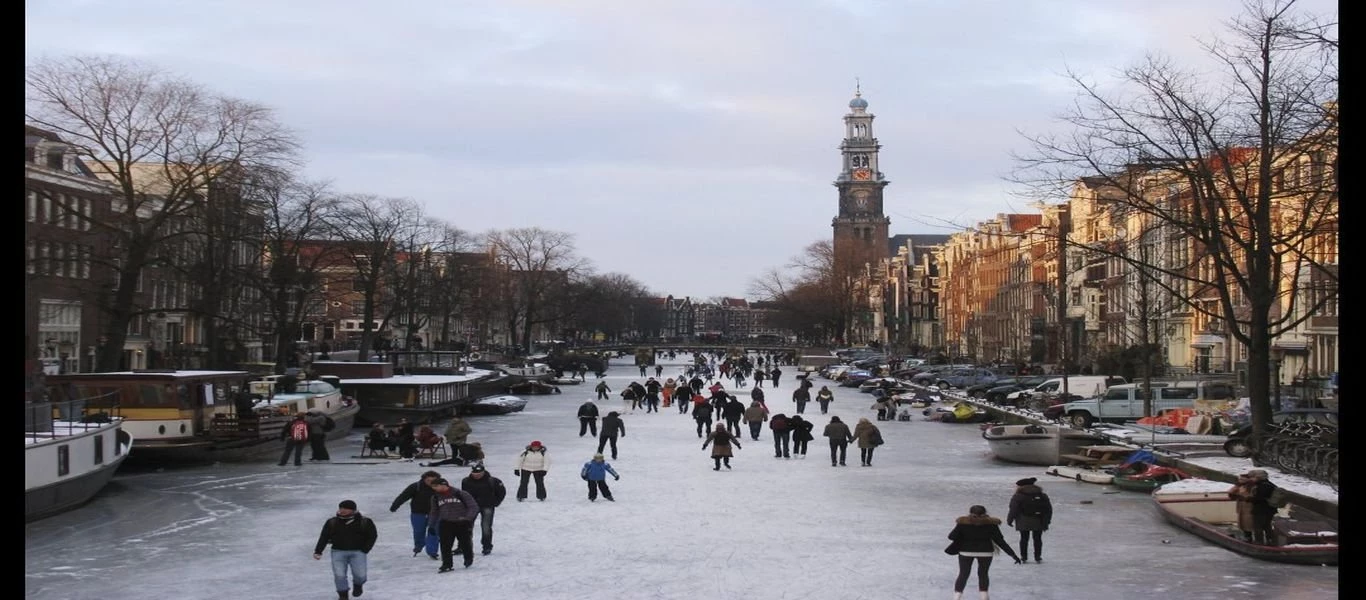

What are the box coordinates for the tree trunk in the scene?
[96,245,152,372]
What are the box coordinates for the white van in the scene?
[1005,375,1126,403]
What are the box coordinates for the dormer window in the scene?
[47,150,64,170]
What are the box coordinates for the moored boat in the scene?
[341,370,500,426]
[982,423,1109,466]
[26,396,133,521]
[1111,464,1191,493]
[1153,478,1338,565]
[44,370,358,464]
[1044,464,1115,484]
[461,395,529,416]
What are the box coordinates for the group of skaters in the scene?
[308,352,1055,599]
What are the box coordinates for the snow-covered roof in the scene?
[1155,478,1237,494]
[59,370,249,379]
[339,374,489,385]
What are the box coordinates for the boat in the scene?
[1111,463,1192,493]
[1153,478,1338,565]
[506,379,563,395]
[461,395,529,416]
[44,370,358,464]
[26,396,134,521]
[982,423,1110,466]
[924,402,992,423]
[340,370,500,426]
[1044,464,1115,484]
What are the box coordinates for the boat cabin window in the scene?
[94,434,104,465]
[303,381,336,394]
[132,383,180,407]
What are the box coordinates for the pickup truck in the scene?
[1056,380,1238,427]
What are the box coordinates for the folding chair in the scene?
[360,432,390,458]
[415,436,448,459]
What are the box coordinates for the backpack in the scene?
[1021,493,1050,517]
[322,415,336,432]
[290,420,309,441]
[1266,485,1290,509]
[491,478,508,507]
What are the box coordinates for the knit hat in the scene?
[338,500,357,510]
[530,440,543,448]
[470,464,486,474]
[1016,477,1038,486]
[432,478,450,487]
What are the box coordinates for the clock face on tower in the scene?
[852,168,872,181]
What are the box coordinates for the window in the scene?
[27,191,37,222]
[94,434,105,465]
[41,194,51,225]
[82,198,92,231]
[27,241,36,275]
[47,151,63,170]
[57,445,70,477]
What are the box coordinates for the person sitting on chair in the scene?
[365,423,390,456]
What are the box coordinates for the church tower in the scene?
[832,88,891,271]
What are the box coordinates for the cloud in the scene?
[25,0,1337,298]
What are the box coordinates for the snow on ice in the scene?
[25,353,1338,600]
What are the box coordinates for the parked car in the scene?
[934,368,1003,390]
[973,375,1048,402]
[1223,408,1339,457]
[839,370,876,386]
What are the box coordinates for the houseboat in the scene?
[25,396,133,521]
[340,370,499,426]
[44,370,357,463]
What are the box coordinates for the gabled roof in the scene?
[889,234,952,257]
[721,297,748,308]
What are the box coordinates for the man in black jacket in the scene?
[314,500,378,600]
[460,464,507,555]
[598,411,627,459]
[389,470,441,559]
[577,400,600,437]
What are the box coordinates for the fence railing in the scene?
[24,392,122,444]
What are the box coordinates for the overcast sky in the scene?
[25,0,1336,299]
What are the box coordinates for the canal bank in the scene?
[949,390,1338,521]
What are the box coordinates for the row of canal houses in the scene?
[856,140,1337,397]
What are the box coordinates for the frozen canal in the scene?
[26,353,1337,600]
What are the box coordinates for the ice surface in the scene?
[25,353,1338,600]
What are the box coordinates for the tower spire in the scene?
[855,77,861,96]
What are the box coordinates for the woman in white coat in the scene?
[514,440,551,501]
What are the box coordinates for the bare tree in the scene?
[416,227,480,349]
[329,195,422,361]
[240,174,340,371]
[483,227,591,353]
[26,55,298,370]
[567,273,650,342]
[749,239,859,343]
[1014,0,1337,437]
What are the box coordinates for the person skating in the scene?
[594,380,611,401]
[753,368,766,388]
[789,414,815,458]
[278,413,309,466]
[674,381,693,414]
[946,505,1021,599]
[722,395,745,437]
[742,400,768,441]
[792,386,811,415]
[428,478,480,572]
[692,398,715,438]
[823,415,854,466]
[702,423,742,470]
[460,464,506,556]
[750,386,767,411]
[662,377,676,408]
[816,385,835,414]
[580,453,620,501]
[577,400,600,437]
[390,470,443,559]
[769,366,783,388]
[769,412,791,459]
[513,440,551,501]
[598,411,626,459]
[643,377,662,413]
[305,409,332,461]
[314,499,378,600]
[443,417,471,447]
[853,417,884,466]
[1006,477,1052,563]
